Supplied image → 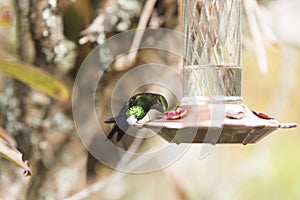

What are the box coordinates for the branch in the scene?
[64,131,147,200]
[113,0,158,71]
[79,0,145,45]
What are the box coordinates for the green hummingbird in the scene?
[105,93,168,142]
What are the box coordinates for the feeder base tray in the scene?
[142,104,296,144]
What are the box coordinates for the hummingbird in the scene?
[105,93,168,142]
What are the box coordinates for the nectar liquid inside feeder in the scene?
[142,0,296,144]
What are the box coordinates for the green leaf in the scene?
[0,128,31,176]
[0,58,69,102]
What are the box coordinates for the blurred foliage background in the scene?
[0,0,299,199]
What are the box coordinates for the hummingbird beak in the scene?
[151,104,164,113]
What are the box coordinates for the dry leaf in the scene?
[0,135,31,176]
[0,127,17,147]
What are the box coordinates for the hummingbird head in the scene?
[151,94,168,113]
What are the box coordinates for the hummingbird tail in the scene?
[116,129,126,142]
[106,124,119,140]
[106,124,127,142]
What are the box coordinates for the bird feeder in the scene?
[142,0,296,144]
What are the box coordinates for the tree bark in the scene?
[0,0,88,199]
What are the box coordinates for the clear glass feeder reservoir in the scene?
[142,0,296,144]
[182,0,242,104]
